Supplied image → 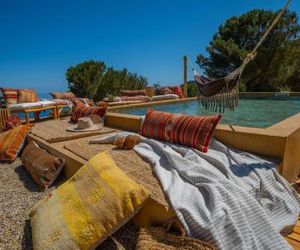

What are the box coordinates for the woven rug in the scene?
[64,135,169,208]
[99,223,139,250]
[31,118,116,143]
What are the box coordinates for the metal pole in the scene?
[183,55,188,98]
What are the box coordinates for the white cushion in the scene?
[151,94,179,101]
[8,101,57,110]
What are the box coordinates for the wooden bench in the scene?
[10,104,68,124]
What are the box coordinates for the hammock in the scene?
[191,0,291,112]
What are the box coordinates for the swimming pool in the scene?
[116,96,300,128]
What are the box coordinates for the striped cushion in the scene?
[141,109,221,152]
[1,88,18,105]
[0,124,33,161]
[18,89,39,103]
[71,104,107,122]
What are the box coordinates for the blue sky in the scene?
[0,0,299,93]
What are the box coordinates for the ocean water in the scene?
[116,96,300,128]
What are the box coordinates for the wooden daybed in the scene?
[10,104,68,124]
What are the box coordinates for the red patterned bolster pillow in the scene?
[70,104,107,122]
[141,109,222,153]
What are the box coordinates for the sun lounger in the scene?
[9,101,69,124]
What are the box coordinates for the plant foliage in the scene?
[66,60,148,101]
[196,9,300,91]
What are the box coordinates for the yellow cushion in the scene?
[30,151,150,249]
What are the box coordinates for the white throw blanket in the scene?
[90,133,300,250]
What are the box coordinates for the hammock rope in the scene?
[190,0,292,112]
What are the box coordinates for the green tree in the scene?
[66,60,148,101]
[66,60,106,98]
[196,9,300,92]
[181,81,197,97]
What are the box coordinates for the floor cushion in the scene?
[21,141,65,190]
[141,109,222,153]
[1,87,18,105]
[71,104,107,122]
[0,124,33,161]
[30,151,149,249]
[18,89,40,103]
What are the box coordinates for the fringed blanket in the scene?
[90,133,300,250]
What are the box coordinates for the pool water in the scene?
[117,96,300,128]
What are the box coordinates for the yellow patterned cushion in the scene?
[30,151,149,249]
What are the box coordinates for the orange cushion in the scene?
[141,109,221,153]
[18,89,39,103]
[50,91,76,99]
[71,104,107,122]
[0,124,33,161]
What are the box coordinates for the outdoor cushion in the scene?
[172,86,184,99]
[0,124,33,161]
[50,91,76,99]
[141,109,222,153]
[120,95,151,102]
[18,89,39,103]
[0,87,18,105]
[7,101,57,110]
[30,151,149,249]
[151,94,179,102]
[3,115,22,131]
[71,104,107,122]
[158,87,174,95]
[120,89,146,96]
[8,102,43,110]
[21,141,65,190]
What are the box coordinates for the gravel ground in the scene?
[0,159,58,250]
[0,159,139,250]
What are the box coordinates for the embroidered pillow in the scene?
[21,141,65,191]
[1,87,18,105]
[4,115,22,131]
[0,124,33,161]
[30,151,149,249]
[141,109,221,153]
[18,89,39,103]
[71,104,107,122]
